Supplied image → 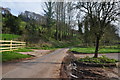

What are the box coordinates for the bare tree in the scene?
[76,2,120,57]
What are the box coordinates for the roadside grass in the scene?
[13,48,33,52]
[2,48,33,62]
[0,34,20,40]
[2,51,32,62]
[70,47,120,53]
[77,55,118,64]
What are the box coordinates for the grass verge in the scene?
[2,51,32,62]
[2,48,33,62]
[70,47,120,53]
[13,48,33,52]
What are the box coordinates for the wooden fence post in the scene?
[10,40,12,51]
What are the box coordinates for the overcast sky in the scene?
[0,1,44,16]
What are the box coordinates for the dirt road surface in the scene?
[2,48,69,78]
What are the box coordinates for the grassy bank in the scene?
[26,38,81,50]
[0,34,20,40]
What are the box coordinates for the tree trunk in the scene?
[55,20,58,40]
[94,36,100,58]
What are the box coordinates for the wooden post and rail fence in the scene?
[0,40,26,52]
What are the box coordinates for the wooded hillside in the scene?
[1,2,120,53]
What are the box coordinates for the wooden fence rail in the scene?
[0,40,26,52]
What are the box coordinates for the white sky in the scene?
[0,2,44,16]
[1,0,119,2]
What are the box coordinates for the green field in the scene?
[70,47,120,53]
[0,34,20,40]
